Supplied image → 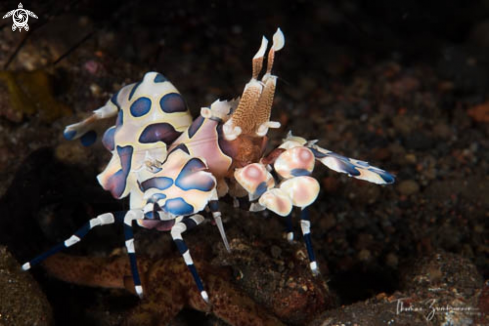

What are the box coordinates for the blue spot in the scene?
[154,73,168,83]
[181,157,207,173]
[291,168,311,177]
[102,127,116,151]
[63,129,76,140]
[309,147,326,159]
[144,211,155,219]
[80,130,97,146]
[160,93,186,113]
[170,143,189,155]
[139,123,180,144]
[254,182,268,197]
[175,158,215,191]
[128,81,142,101]
[371,169,395,184]
[164,198,194,216]
[130,97,152,117]
[116,110,123,127]
[118,146,133,169]
[141,177,173,191]
[337,160,360,176]
[356,161,371,167]
[147,193,167,204]
[188,116,204,138]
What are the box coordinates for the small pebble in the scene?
[385,253,399,268]
[358,249,371,262]
[271,245,282,259]
[405,153,417,164]
[397,180,420,196]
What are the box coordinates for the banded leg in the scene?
[171,214,209,303]
[22,210,147,298]
[300,207,319,276]
[122,210,145,298]
[209,200,231,252]
[285,213,294,242]
[21,212,121,271]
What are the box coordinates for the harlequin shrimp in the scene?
[22,28,394,303]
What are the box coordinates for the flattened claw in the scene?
[258,188,293,216]
[234,163,275,198]
[280,176,320,207]
[274,145,315,178]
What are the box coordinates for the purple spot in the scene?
[175,158,215,191]
[170,144,189,155]
[160,93,186,113]
[102,127,116,151]
[116,110,123,127]
[105,145,133,198]
[164,197,194,216]
[188,116,204,138]
[130,97,152,117]
[141,177,173,191]
[139,123,181,144]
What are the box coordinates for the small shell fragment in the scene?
[259,188,293,216]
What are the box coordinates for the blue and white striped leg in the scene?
[21,212,119,271]
[170,214,209,303]
[122,210,145,298]
[285,213,294,242]
[300,207,319,276]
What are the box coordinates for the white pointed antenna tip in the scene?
[272,28,285,51]
[135,285,144,298]
[253,36,269,59]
